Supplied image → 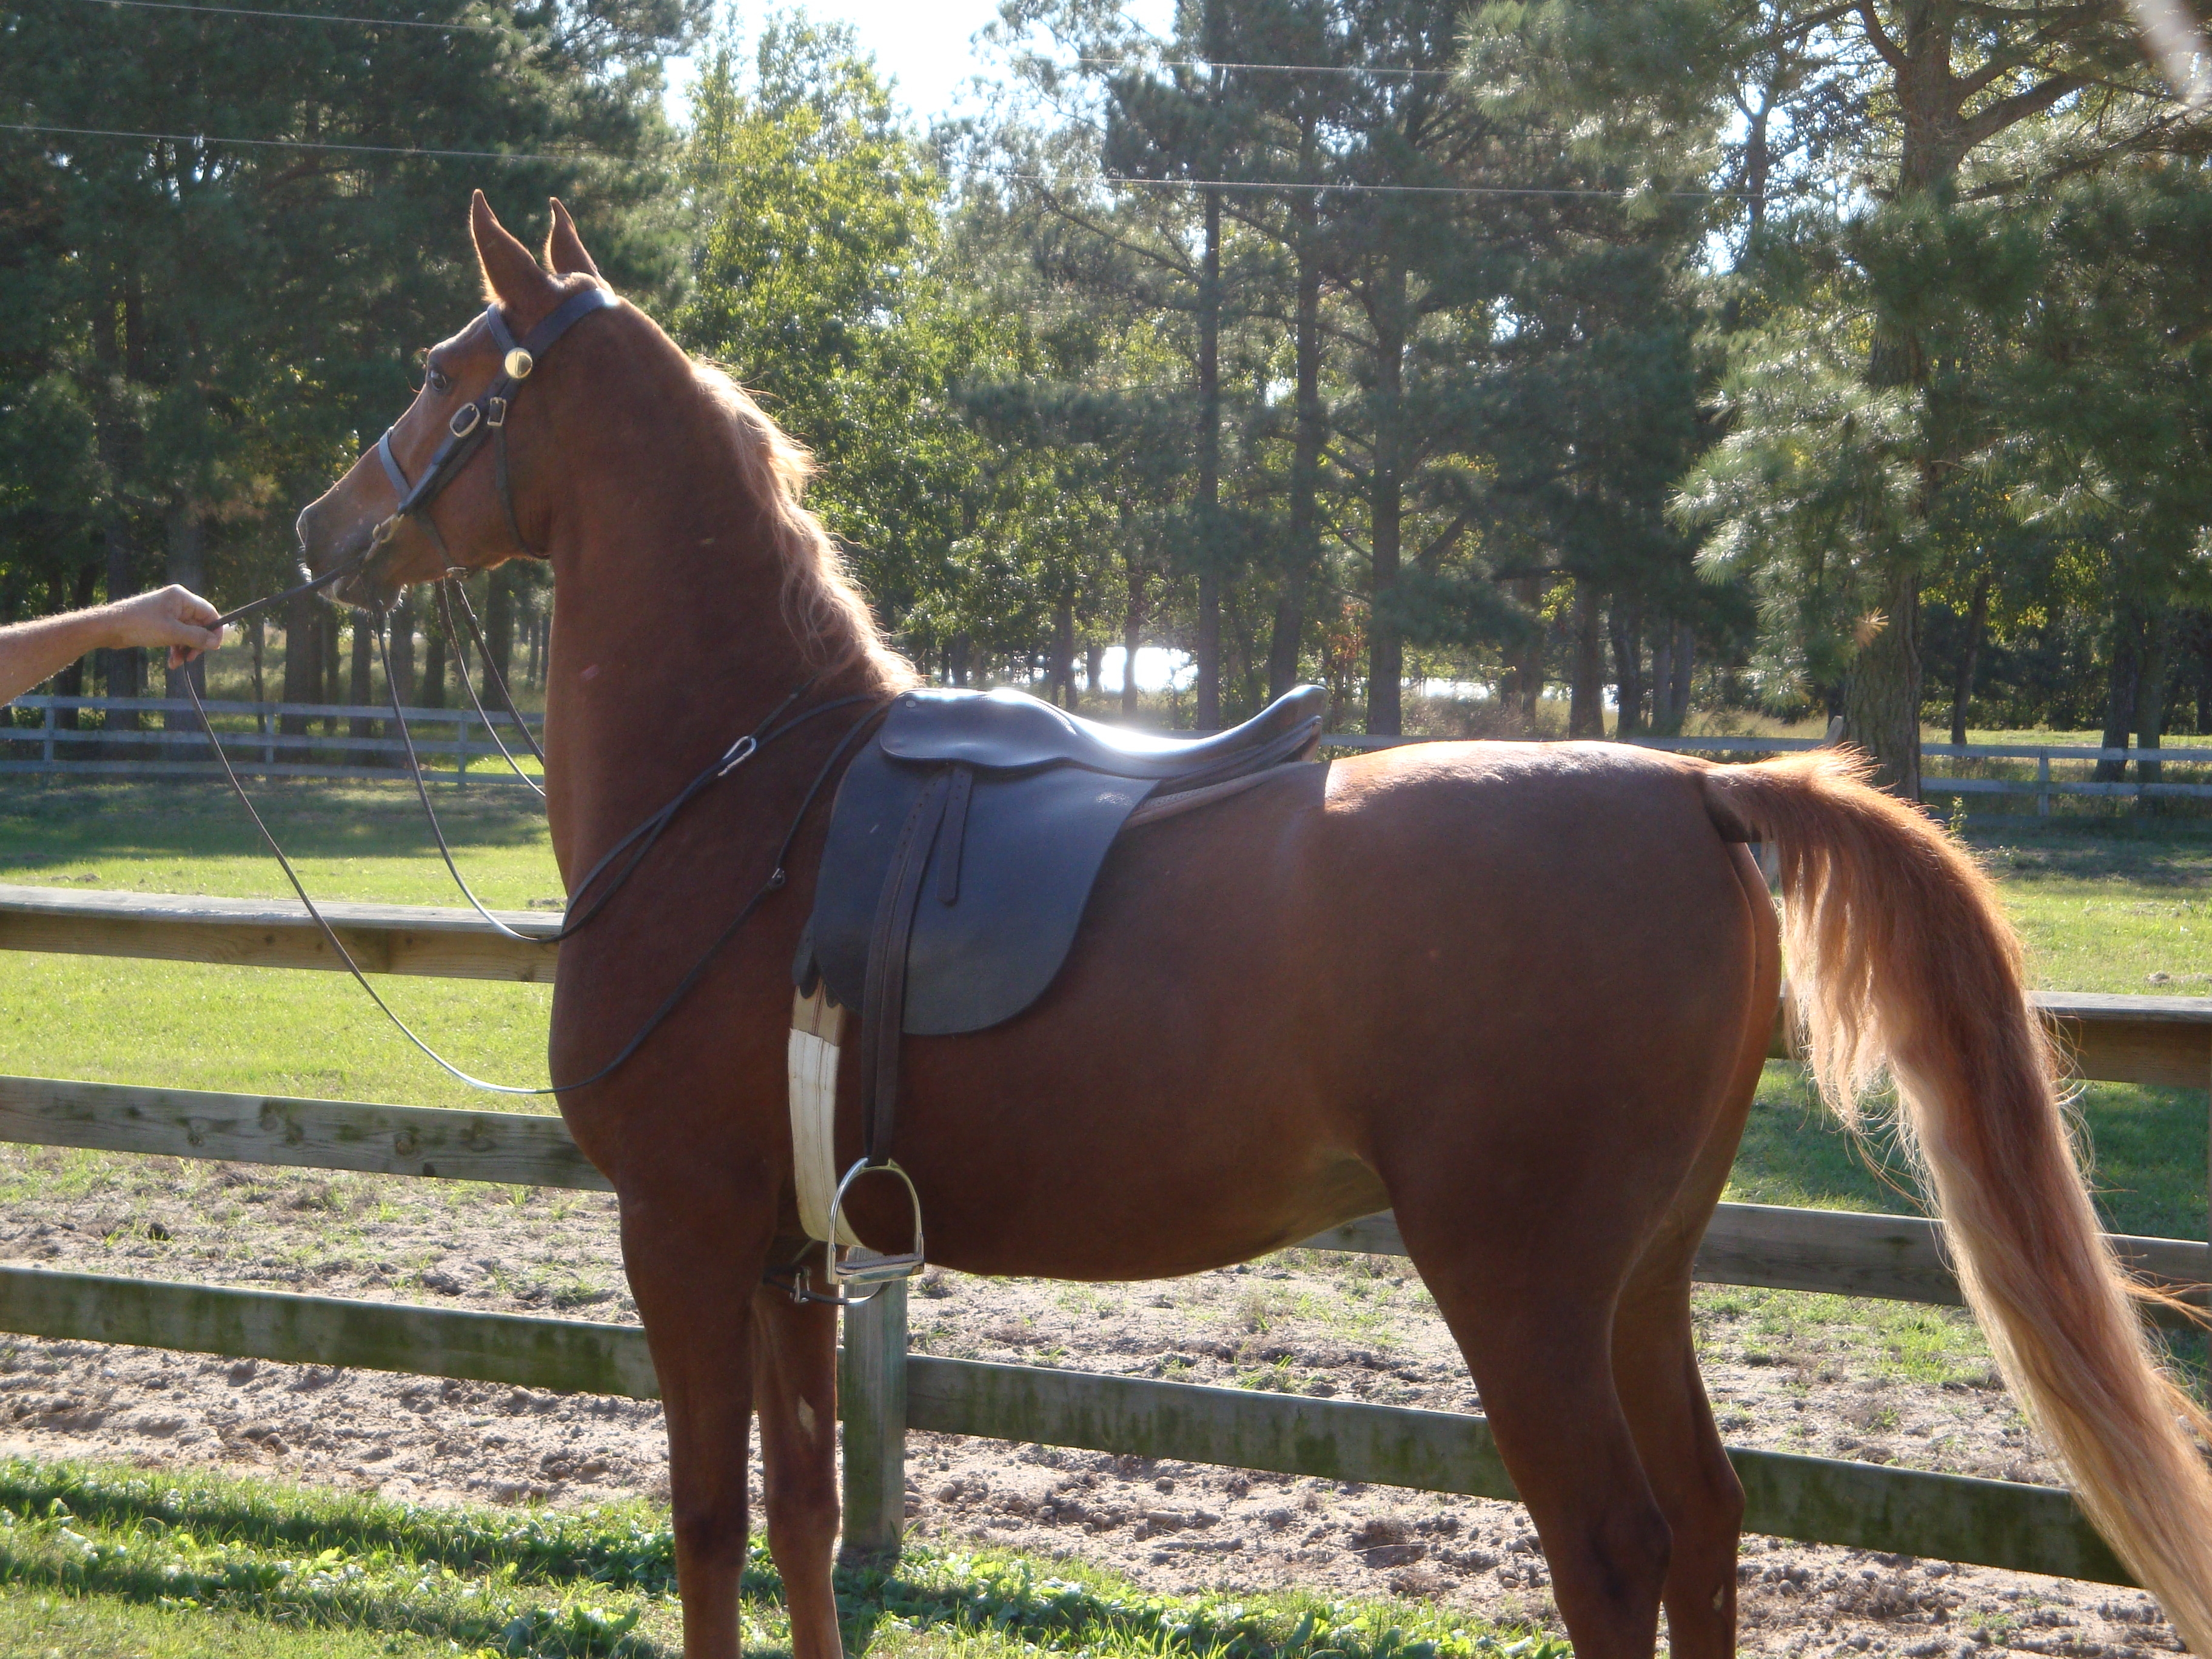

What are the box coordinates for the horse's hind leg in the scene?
[752,1285,844,1659]
[1612,842,1774,1658]
[1393,1192,1671,1659]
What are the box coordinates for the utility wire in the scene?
[1001,169,1737,199]
[1070,55,1454,79]
[2,124,1730,199]
[0,123,603,166]
[64,0,503,28]
[67,0,1464,79]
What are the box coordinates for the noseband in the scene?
[373,283,618,565]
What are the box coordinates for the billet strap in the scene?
[788,986,862,1247]
[858,769,954,1165]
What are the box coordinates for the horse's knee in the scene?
[673,1493,753,1573]
[1564,1498,1673,1623]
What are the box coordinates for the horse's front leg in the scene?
[752,1280,843,1659]
[618,1176,776,1659]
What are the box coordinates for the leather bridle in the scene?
[211,283,619,634]
[373,283,619,569]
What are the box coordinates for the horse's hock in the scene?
[0,882,2203,1593]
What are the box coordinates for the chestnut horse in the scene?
[295,194,2212,1659]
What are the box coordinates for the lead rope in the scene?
[184,668,883,1096]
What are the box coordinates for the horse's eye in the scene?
[427,366,454,395]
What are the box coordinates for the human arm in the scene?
[0,586,226,707]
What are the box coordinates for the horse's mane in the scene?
[689,360,915,692]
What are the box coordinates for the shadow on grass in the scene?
[0,777,548,868]
[1729,1066,2207,1241]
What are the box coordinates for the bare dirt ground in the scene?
[0,1145,2183,1658]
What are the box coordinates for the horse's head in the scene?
[297,191,614,611]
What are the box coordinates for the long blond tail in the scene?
[1703,751,2212,1650]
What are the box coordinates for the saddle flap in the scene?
[808,739,1153,1035]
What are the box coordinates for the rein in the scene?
[191,276,890,1096]
[187,666,882,1096]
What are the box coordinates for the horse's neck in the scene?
[541,488,821,889]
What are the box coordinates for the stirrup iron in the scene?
[825,1158,926,1289]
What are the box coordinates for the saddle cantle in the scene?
[783,685,1327,1289]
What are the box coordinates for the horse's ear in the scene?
[544,199,605,283]
[470,190,554,310]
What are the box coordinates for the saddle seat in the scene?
[880,683,1329,780]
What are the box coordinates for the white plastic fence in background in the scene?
[0,694,541,784]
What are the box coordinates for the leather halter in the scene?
[375,284,617,563]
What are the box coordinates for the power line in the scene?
[2,124,1729,200]
[64,0,502,28]
[1071,55,1454,79]
[1004,170,1736,201]
[0,123,606,166]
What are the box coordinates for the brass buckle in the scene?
[825,1159,925,1288]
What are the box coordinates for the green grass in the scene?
[0,1458,1564,1659]
[1963,816,2212,993]
[0,779,561,1108]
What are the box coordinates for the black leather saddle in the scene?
[796,684,1327,1166]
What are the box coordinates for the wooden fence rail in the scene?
[0,890,2203,1589]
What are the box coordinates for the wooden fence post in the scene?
[838,1279,908,1564]
[40,702,54,768]
[2037,751,2051,817]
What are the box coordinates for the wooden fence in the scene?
[0,886,2204,1589]
[0,694,541,784]
[12,694,2212,806]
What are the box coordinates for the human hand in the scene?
[103,586,227,668]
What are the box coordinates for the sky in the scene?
[667,1,1179,129]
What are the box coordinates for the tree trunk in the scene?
[161,503,207,724]
[1084,643,1104,699]
[1647,623,1674,733]
[101,521,142,723]
[488,571,515,685]
[1569,580,1607,737]
[1610,602,1643,739]
[2097,604,2139,785]
[349,614,377,751]
[249,615,266,708]
[1367,263,1408,736]
[420,601,447,709]
[1841,565,1922,797]
[2134,605,2174,788]
[1121,504,1143,720]
[947,632,970,690]
[1668,622,1695,732]
[321,608,343,731]
[389,594,416,709]
[281,589,320,737]
[1194,184,1224,730]
[1267,188,1324,702]
[1051,598,1076,710]
[1949,571,1991,748]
